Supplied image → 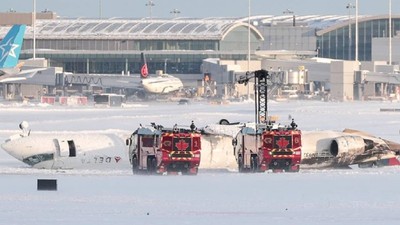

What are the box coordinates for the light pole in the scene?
[170,9,180,18]
[247,0,251,72]
[99,0,102,19]
[164,58,169,74]
[389,0,392,65]
[33,0,36,60]
[346,3,355,60]
[283,9,295,26]
[355,0,359,62]
[247,0,251,99]
[145,0,155,19]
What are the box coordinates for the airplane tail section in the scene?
[140,52,149,78]
[0,24,26,69]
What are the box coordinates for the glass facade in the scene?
[20,52,249,74]
[21,15,395,74]
[220,26,261,51]
[13,16,268,75]
[22,39,219,52]
[317,18,400,61]
[258,26,317,51]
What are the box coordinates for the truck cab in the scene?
[126,123,201,175]
[232,122,302,173]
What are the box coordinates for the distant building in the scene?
[1,12,400,75]
[0,11,57,26]
[317,15,400,62]
[2,12,400,101]
[0,14,263,77]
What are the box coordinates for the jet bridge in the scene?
[357,72,400,84]
[355,71,400,100]
[63,73,141,89]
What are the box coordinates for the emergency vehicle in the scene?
[126,122,201,175]
[233,69,302,172]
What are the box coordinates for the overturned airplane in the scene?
[202,121,400,170]
[1,121,400,170]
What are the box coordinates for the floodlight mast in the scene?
[237,69,270,126]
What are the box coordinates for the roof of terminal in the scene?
[17,18,256,40]
[255,15,351,29]
[0,15,378,40]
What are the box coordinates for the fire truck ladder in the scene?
[237,69,270,125]
[237,69,271,172]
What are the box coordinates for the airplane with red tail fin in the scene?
[139,52,183,94]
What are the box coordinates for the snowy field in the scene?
[1,100,400,225]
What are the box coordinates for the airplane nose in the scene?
[1,139,24,160]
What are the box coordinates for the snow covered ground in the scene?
[1,100,400,224]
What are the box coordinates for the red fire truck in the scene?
[261,127,301,172]
[233,69,302,173]
[232,122,301,173]
[126,122,201,175]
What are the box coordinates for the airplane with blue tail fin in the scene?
[0,24,25,69]
[0,24,45,83]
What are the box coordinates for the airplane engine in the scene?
[19,121,29,130]
[330,136,365,164]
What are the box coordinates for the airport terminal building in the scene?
[2,12,400,101]
[0,12,264,76]
[1,12,400,74]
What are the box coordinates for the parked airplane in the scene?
[2,121,400,170]
[0,25,37,83]
[139,52,183,94]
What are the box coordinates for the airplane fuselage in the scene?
[1,133,129,170]
[1,128,398,170]
[141,74,183,94]
[202,124,398,170]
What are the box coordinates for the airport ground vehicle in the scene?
[126,122,201,175]
[232,69,302,172]
[232,122,301,172]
